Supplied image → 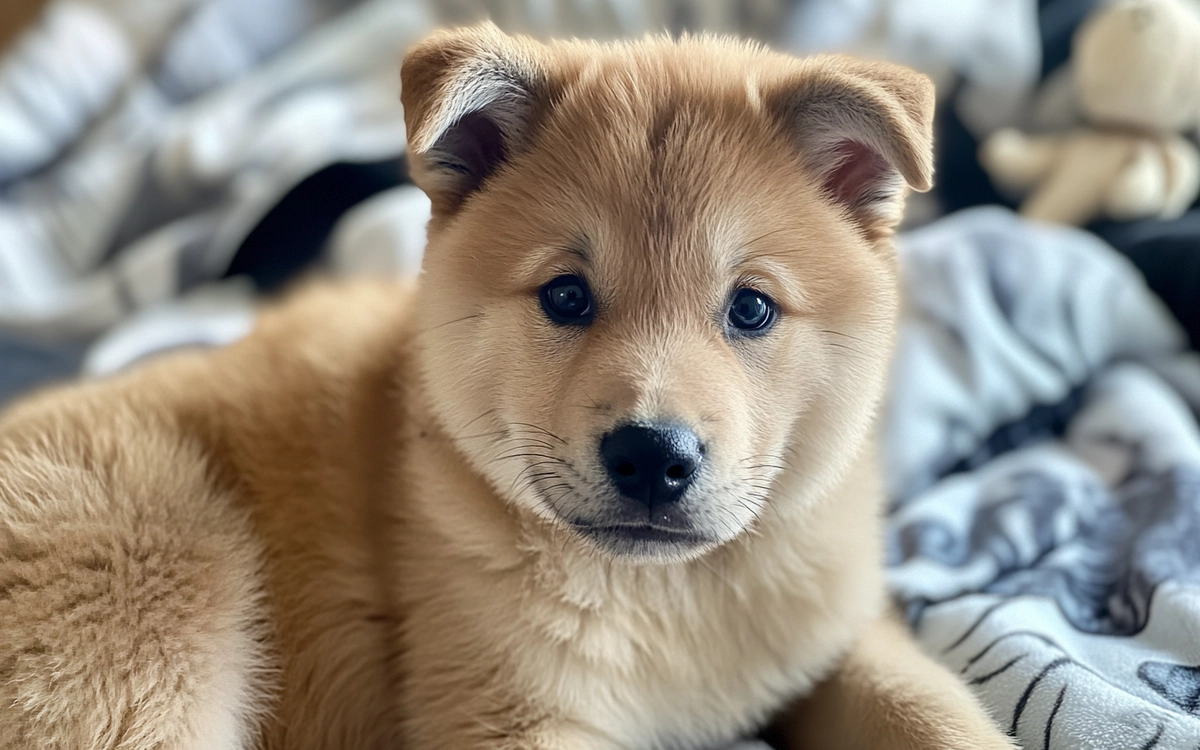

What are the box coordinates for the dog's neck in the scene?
[392,403,884,714]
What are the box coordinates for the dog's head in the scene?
[402,25,933,563]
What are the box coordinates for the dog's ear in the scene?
[401,23,551,214]
[764,56,935,233]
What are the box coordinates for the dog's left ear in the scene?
[401,23,552,215]
[764,56,935,233]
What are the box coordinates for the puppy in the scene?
[0,24,1016,750]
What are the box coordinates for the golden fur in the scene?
[0,25,1016,750]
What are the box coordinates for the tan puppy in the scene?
[0,25,1016,750]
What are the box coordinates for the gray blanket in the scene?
[886,208,1200,749]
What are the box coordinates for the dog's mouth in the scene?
[569,521,719,559]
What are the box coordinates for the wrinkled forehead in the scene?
[506,67,818,277]
[544,58,779,196]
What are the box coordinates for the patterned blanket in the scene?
[886,208,1200,749]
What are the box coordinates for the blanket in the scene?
[4,1,1200,748]
[887,208,1200,749]
[0,0,1042,342]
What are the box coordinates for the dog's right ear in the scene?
[401,24,550,214]
[763,55,935,236]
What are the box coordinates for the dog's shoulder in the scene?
[252,276,416,349]
[0,275,419,496]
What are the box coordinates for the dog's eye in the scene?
[540,275,594,325]
[728,288,775,333]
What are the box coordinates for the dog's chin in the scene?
[568,522,721,564]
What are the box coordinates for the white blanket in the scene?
[887,208,1200,749]
[0,0,1040,339]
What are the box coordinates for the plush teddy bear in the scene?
[980,0,1200,226]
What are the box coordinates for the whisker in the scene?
[508,422,567,444]
[456,429,510,441]
[430,312,484,331]
[697,557,742,596]
[825,340,865,355]
[507,462,562,498]
[742,463,788,472]
[494,451,561,462]
[821,329,866,343]
[455,409,499,435]
[493,439,557,451]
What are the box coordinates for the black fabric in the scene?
[937,384,1088,484]
[1038,0,1101,78]
[223,155,408,292]
[931,81,1015,217]
[1092,212,1200,350]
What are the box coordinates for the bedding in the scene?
[3,1,1200,748]
[0,0,424,344]
[886,208,1200,749]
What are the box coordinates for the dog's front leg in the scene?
[768,615,1018,750]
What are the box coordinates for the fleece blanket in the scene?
[886,208,1200,749]
[0,0,1041,342]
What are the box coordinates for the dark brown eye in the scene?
[540,275,594,325]
[727,288,775,334]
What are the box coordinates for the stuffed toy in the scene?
[980,0,1200,226]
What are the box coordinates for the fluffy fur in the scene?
[0,25,1015,750]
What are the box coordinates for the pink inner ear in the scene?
[824,140,890,209]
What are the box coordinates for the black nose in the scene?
[601,423,703,505]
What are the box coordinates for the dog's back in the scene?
[0,280,415,747]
